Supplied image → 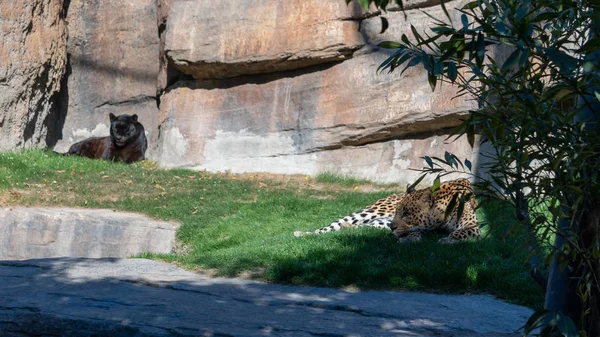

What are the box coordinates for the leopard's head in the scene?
[389,189,434,237]
[109,113,141,147]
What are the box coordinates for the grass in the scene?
[315,171,375,187]
[0,150,546,309]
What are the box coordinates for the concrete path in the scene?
[0,258,532,337]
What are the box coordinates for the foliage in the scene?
[0,150,545,308]
[350,0,600,335]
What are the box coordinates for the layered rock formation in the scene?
[165,0,368,80]
[0,0,67,150]
[2,0,483,184]
[157,0,478,183]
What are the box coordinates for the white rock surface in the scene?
[0,207,179,260]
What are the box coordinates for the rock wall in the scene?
[156,0,480,183]
[2,0,485,184]
[0,0,67,150]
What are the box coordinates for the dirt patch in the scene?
[227,172,403,193]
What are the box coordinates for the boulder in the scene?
[52,0,161,156]
[0,207,179,260]
[0,0,67,150]
[164,0,370,80]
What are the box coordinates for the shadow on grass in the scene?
[187,214,545,310]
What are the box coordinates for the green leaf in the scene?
[377,50,401,73]
[595,91,600,102]
[444,151,454,167]
[467,124,475,148]
[358,0,370,11]
[465,159,472,171]
[428,72,437,91]
[410,25,423,43]
[476,32,485,65]
[401,56,422,74]
[434,59,444,75]
[380,16,389,34]
[394,0,405,13]
[520,309,550,335]
[447,61,457,82]
[408,174,426,192]
[518,48,530,68]
[431,26,455,35]
[461,14,469,31]
[546,48,578,74]
[461,1,479,10]
[456,194,466,222]
[424,156,434,168]
[555,312,578,337]
[445,193,459,220]
[431,176,441,197]
[401,34,411,45]
[378,41,402,49]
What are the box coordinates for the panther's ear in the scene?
[109,113,116,122]
[131,114,138,122]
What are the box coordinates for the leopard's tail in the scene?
[293,209,392,237]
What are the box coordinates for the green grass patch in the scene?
[315,171,380,187]
[0,150,546,309]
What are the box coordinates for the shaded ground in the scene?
[0,258,531,337]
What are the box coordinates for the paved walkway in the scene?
[0,258,532,337]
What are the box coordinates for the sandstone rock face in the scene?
[164,0,369,80]
[0,207,179,260]
[157,0,478,184]
[0,0,67,150]
[52,0,160,155]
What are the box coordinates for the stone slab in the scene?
[164,0,369,79]
[0,208,179,260]
[0,258,532,336]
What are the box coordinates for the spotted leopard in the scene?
[294,178,480,244]
[389,178,480,244]
[293,193,406,237]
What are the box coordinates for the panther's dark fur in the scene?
[66,113,147,163]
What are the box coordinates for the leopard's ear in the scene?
[420,190,435,206]
[406,183,415,193]
[109,113,116,122]
[131,114,138,122]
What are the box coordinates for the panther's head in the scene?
[109,113,140,147]
[389,189,434,237]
